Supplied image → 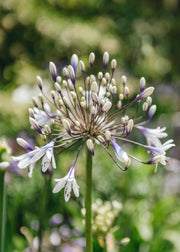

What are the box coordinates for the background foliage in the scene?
[0,0,180,251]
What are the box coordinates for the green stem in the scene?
[85,147,93,252]
[38,176,51,252]
[0,171,6,252]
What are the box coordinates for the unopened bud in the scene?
[62,80,67,88]
[111,59,117,71]
[105,72,110,82]
[71,54,78,74]
[75,120,80,127]
[92,92,98,103]
[117,100,122,109]
[70,91,77,100]
[119,93,124,100]
[112,86,117,95]
[106,91,111,97]
[103,51,109,70]
[97,135,105,143]
[147,104,156,120]
[102,101,112,112]
[121,75,127,84]
[98,72,103,81]
[140,77,146,92]
[143,102,148,112]
[58,99,63,106]
[126,119,134,135]
[79,86,83,93]
[121,117,126,124]
[54,82,61,93]
[36,76,43,90]
[68,65,75,85]
[126,158,131,168]
[79,60,85,73]
[17,138,33,151]
[51,90,56,100]
[89,52,95,67]
[62,67,68,78]
[135,87,154,101]
[62,119,71,135]
[56,76,62,84]
[67,79,74,91]
[86,139,94,156]
[32,96,38,108]
[111,78,116,86]
[105,130,111,142]
[119,237,130,246]
[38,94,44,105]
[29,108,34,118]
[146,96,152,107]
[91,81,98,93]
[49,61,57,82]
[90,105,95,115]
[100,98,105,106]
[125,86,129,97]
[102,77,107,86]
[29,117,42,134]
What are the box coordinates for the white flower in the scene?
[146,140,175,172]
[12,140,56,177]
[33,103,54,127]
[53,167,79,202]
[136,126,168,146]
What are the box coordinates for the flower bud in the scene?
[135,87,154,101]
[140,77,146,92]
[56,76,62,84]
[68,65,76,85]
[49,61,57,82]
[67,79,74,91]
[103,51,109,70]
[62,67,68,78]
[91,81,98,93]
[105,130,111,142]
[105,72,110,82]
[117,100,122,109]
[89,52,95,67]
[29,117,42,134]
[17,138,34,151]
[98,72,103,81]
[90,105,95,115]
[51,90,56,100]
[36,76,43,90]
[142,102,148,112]
[92,92,99,103]
[62,119,71,135]
[29,108,34,118]
[111,78,116,86]
[71,54,78,74]
[126,119,134,135]
[102,77,107,86]
[62,80,67,88]
[112,86,117,96]
[125,86,129,97]
[121,75,127,84]
[79,60,85,74]
[102,101,112,112]
[111,59,117,71]
[38,94,44,105]
[86,139,94,155]
[32,96,38,108]
[54,82,61,93]
[97,135,105,143]
[147,104,156,120]
[146,96,152,107]
[119,93,124,101]
[70,91,77,100]
[44,124,51,135]
[79,86,83,93]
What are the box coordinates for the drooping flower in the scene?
[136,126,168,146]
[12,140,56,177]
[53,166,79,202]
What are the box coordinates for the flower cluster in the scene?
[12,52,174,201]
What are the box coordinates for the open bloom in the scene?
[12,52,175,200]
[136,126,168,146]
[53,166,79,202]
[12,140,56,177]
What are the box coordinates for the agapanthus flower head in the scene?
[13,52,175,200]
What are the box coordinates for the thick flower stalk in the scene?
[13,51,174,198]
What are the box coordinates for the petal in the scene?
[73,179,80,197]
[64,181,72,202]
[53,178,67,193]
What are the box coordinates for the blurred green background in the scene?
[0,0,180,251]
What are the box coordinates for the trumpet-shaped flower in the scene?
[12,140,56,177]
[136,126,168,146]
[53,167,79,202]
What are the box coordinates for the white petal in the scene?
[73,179,79,197]
[64,181,72,202]
[53,178,67,193]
